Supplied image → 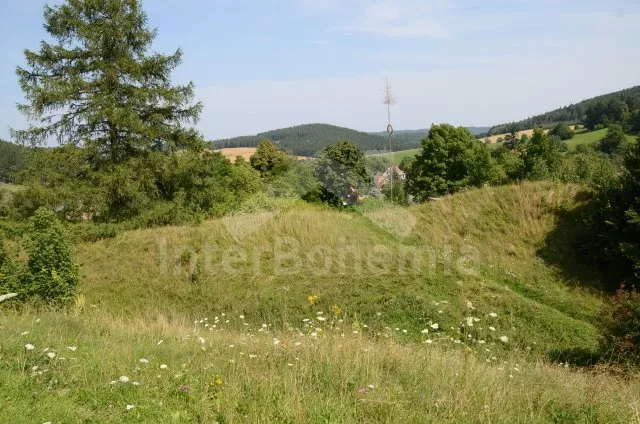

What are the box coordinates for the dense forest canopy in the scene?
[0,139,27,183]
[489,85,640,135]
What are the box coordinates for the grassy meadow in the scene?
[2,310,640,423]
[368,148,420,166]
[2,181,639,422]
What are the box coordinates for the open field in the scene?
[214,147,257,163]
[368,148,420,165]
[487,128,637,151]
[481,128,550,144]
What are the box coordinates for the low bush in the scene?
[600,284,640,364]
[0,208,78,304]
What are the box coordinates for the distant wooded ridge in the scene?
[489,85,640,135]
[209,123,490,157]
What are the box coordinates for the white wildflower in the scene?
[489,326,496,331]
[25,344,35,351]
[421,329,429,334]
[500,335,509,343]
[139,358,149,364]
[47,352,56,359]
[430,323,439,330]
[119,376,130,383]
[67,346,77,352]
[489,312,498,318]
[198,337,206,344]
[126,404,135,410]
[160,364,168,369]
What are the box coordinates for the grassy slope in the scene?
[3,181,640,422]
[488,128,637,151]
[74,182,602,353]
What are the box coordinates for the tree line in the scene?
[489,85,640,135]
[211,123,423,157]
[0,140,27,183]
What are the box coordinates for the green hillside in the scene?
[489,85,640,135]
[487,128,637,151]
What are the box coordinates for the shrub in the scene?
[600,285,640,364]
[381,178,407,204]
[520,128,566,180]
[549,123,575,141]
[596,124,627,155]
[406,124,494,200]
[250,140,292,179]
[314,140,370,206]
[553,152,617,188]
[582,137,640,287]
[0,208,78,304]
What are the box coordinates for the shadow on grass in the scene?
[537,189,624,293]
[548,347,602,367]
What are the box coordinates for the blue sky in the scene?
[1,0,640,141]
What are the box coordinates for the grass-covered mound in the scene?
[75,182,603,355]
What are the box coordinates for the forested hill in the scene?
[211,124,400,156]
[0,139,27,183]
[489,85,640,135]
[211,124,490,156]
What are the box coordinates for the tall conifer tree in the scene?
[12,0,203,166]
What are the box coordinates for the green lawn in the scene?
[368,148,420,165]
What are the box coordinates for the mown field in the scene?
[1,181,638,422]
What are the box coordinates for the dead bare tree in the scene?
[383,78,397,201]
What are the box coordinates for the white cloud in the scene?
[340,0,452,38]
